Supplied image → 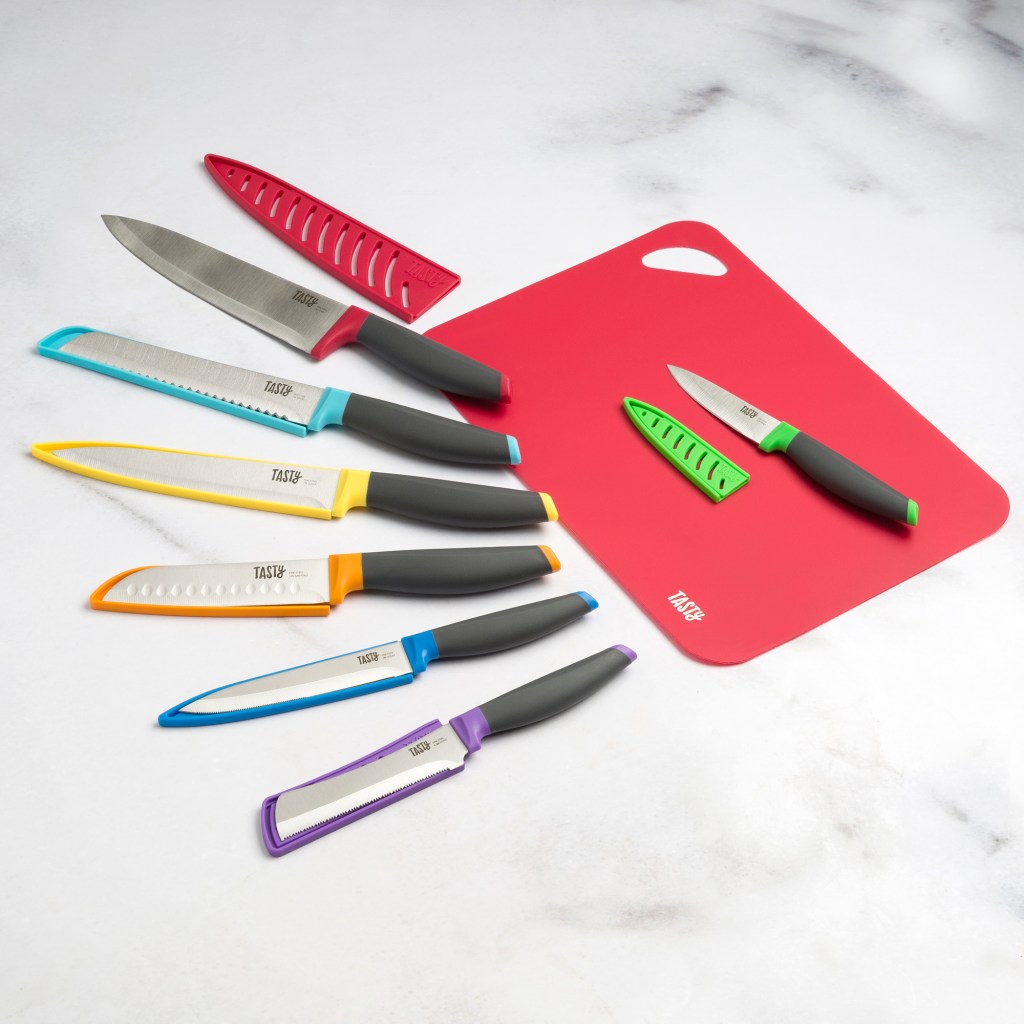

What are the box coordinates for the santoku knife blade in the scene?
[90,545,561,616]
[262,645,636,854]
[101,215,509,402]
[667,365,918,525]
[159,591,598,725]
[37,327,519,465]
[32,442,556,528]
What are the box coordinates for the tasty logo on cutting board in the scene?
[667,589,705,621]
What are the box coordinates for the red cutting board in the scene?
[432,223,1009,664]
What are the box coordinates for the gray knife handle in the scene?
[784,430,918,525]
[431,592,598,659]
[365,472,554,528]
[357,314,510,402]
[341,393,519,464]
[477,645,636,736]
[361,545,559,595]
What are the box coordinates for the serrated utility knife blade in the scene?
[101,215,510,402]
[37,326,520,464]
[667,364,918,525]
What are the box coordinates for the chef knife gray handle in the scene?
[472,645,636,737]
[341,393,520,465]
[365,472,555,528]
[430,592,598,660]
[765,424,918,525]
[355,314,510,403]
[360,545,560,595]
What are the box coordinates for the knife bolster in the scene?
[332,470,371,517]
[310,307,370,360]
[328,553,364,604]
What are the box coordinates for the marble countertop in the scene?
[3,1,1022,1020]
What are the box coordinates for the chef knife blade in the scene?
[262,645,636,854]
[101,215,509,402]
[37,327,519,465]
[667,365,918,525]
[159,591,598,725]
[31,442,556,527]
[90,545,561,616]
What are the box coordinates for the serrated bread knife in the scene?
[90,544,560,616]
[262,645,636,855]
[37,327,519,465]
[160,591,597,725]
[101,215,509,402]
[32,442,556,528]
[667,365,918,525]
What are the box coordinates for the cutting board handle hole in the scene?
[642,247,727,277]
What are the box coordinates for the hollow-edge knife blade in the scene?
[103,215,347,355]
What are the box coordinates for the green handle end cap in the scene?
[906,500,919,526]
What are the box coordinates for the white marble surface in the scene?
[3,1,1023,1020]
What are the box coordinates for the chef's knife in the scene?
[667,365,918,525]
[90,544,560,616]
[262,645,636,854]
[160,591,598,725]
[37,327,519,465]
[32,442,556,528]
[101,215,509,402]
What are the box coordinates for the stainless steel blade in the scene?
[48,444,342,515]
[667,365,781,445]
[102,559,331,609]
[103,215,348,355]
[181,641,414,714]
[58,331,324,424]
[275,724,469,840]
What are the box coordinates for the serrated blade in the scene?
[103,215,347,355]
[57,331,324,425]
[667,364,780,445]
[42,443,342,516]
[274,724,468,840]
[181,640,414,715]
[101,559,330,609]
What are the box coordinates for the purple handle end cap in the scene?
[613,644,638,662]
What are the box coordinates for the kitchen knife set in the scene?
[33,154,638,855]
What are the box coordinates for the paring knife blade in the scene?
[36,327,519,465]
[102,215,510,402]
[90,545,561,617]
[263,645,637,855]
[667,365,918,525]
[159,591,598,725]
[31,442,557,527]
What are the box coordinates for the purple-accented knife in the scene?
[262,645,637,855]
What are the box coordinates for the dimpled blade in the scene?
[667,365,780,445]
[103,215,347,354]
[274,724,468,840]
[102,559,331,609]
[46,444,342,516]
[58,331,325,424]
[180,641,413,714]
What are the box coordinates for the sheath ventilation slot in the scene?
[317,216,332,254]
[301,207,317,243]
[285,197,302,231]
[254,182,267,206]
[333,225,349,265]
[269,190,284,219]
[384,252,399,297]
[351,233,366,278]
[239,174,252,193]
[401,282,410,309]
[367,242,383,287]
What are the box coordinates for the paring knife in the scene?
[37,327,519,465]
[101,215,509,402]
[262,645,636,855]
[160,591,598,726]
[31,442,556,528]
[668,365,918,525]
[90,544,561,617]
